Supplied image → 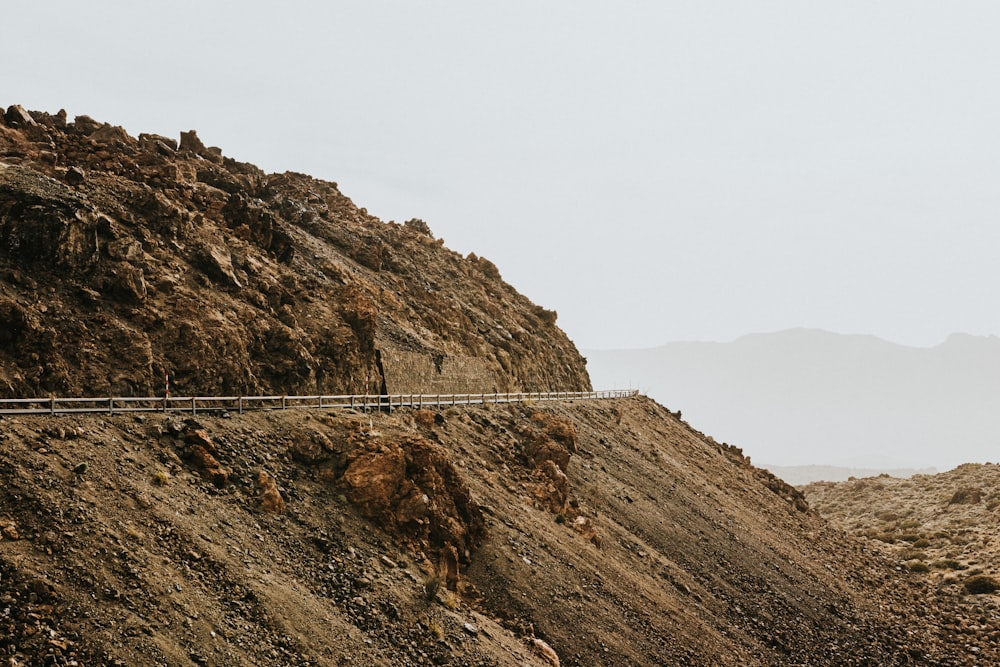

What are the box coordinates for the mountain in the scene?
[0,105,588,399]
[2,105,997,665]
[585,328,1000,471]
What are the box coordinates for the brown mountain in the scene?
[0,105,587,399]
[0,105,996,666]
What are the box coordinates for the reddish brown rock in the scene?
[179,129,207,154]
[257,470,285,514]
[531,459,569,514]
[186,444,228,488]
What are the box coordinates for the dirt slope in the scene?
[1,397,991,666]
[0,105,587,398]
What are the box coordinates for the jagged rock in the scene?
[179,129,207,154]
[531,459,569,514]
[187,444,228,488]
[138,133,178,154]
[72,115,103,134]
[64,166,85,186]
[339,435,485,570]
[4,105,36,128]
[88,124,133,146]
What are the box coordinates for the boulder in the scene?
[88,124,133,146]
[72,115,103,134]
[179,129,207,154]
[64,166,85,186]
[4,105,36,128]
[257,470,285,514]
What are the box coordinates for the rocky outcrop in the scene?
[0,105,590,399]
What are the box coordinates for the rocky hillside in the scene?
[804,465,1000,646]
[2,104,998,666]
[0,104,588,398]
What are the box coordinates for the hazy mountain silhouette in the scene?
[585,329,1000,471]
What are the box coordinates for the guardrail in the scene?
[0,390,638,416]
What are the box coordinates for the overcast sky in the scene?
[6,1,1000,349]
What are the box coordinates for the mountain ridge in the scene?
[585,327,1000,470]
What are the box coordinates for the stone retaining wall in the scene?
[378,348,498,395]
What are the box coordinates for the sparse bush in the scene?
[423,573,441,601]
[152,470,170,486]
[913,538,931,548]
[427,620,444,640]
[898,534,921,543]
[931,559,966,571]
[949,487,983,505]
[440,590,460,610]
[963,574,1000,595]
[907,561,931,573]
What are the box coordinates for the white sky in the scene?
[6,1,1000,349]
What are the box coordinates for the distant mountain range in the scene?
[585,329,1000,472]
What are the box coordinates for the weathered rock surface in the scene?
[0,105,589,398]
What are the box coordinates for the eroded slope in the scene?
[1,398,986,666]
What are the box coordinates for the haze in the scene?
[7,2,1000,351]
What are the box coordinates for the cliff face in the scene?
[0,105,589,398]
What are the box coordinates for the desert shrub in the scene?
[876,511,899,522]
[964,574,1000,595]
[899,520,921,530]
[949,487,983,505]
[152,470,171,486]
[899,534,922,543]
[931,559,966,571]
[907,561,931,573]
[913,538,931,548]
[899,549,927,561]
[423,574,441,601]
[440,590,460,610]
